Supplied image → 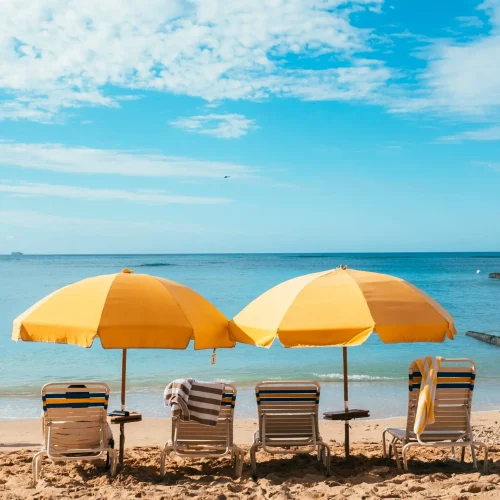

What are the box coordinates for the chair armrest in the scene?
[261,412,315,417]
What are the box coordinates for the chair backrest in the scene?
[41,382,109,453]
[255,381,320,443]
[173,383,236,448]
[406,358,475,440]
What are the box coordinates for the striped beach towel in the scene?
[164,379,224,426]
[414,356,442,439]
[164,378,193,420]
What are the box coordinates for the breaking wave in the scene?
[312,373,399,382]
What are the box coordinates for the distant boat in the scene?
[11,252,23,256]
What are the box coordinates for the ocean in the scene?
[1,253,500,420]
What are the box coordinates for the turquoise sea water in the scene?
[1,253,500,420]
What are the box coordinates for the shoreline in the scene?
[2,410,499,450]
[2,391,499,422]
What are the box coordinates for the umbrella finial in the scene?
[121,268,134,274]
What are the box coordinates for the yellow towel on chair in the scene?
[414,356,441,439]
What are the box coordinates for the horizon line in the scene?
[2,251,500,257]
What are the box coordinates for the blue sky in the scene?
[0,0,499,254]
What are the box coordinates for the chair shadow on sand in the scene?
[72,443,496,486]
[16,441,493,500]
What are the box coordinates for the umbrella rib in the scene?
[341,270,376,344]
[399,280,455,334]
[94,273,122,346]
[275,268,336,337]
[154,278,194,341]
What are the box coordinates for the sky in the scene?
[0,0,499,254]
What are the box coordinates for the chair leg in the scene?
[402,443,412,471]
[250,442,259,479]
[382,430,387,458]
[461,446,466,463]
[482,444,489,474]
[388,437,402,469]
[393,443,402,470]
[160,444,173,478]
[231,451,237,478]
[32,456,36,486]
[471,444,478,470]
[230,447,236,477]
[233,448,244,478]
[32,451,44,487]
[470,443,489,473]
[321,443,331,477]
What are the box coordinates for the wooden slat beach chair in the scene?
[382,359,488,472]
[33,382,117,486]
[250,381,331,477]
[160,383,244,478]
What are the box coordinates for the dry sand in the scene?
[1,412,499,499]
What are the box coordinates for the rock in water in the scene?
[466,331,500,347]
[489,272,500,279]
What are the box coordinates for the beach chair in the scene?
[382,359,488,473]
[33,382,117,486]
[250,381,331,477]
[160,383,244,478]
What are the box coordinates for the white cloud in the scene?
[0,141,255,179]
[455,16,484,28]
[5,0,498,129]
[0,210,209,233]
[0,0,386,121]
[0,181,231,205]
[480,0,500,28]
[265,64,391,101]
[0,90,120,122]
[390,1,500,118]
[426,38,500,116]
[390,35,500,116]
[170,113,257,139]
[438,125,500,142]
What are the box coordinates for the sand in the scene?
[1,412,499,499]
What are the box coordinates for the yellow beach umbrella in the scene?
[230,267,455,347]
[229,266,455,455]
[13,269,232,350]
[13,269,233,464]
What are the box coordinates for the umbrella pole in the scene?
[119,348,127,469]
[121,349,127,410]
[343,346,350,458]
